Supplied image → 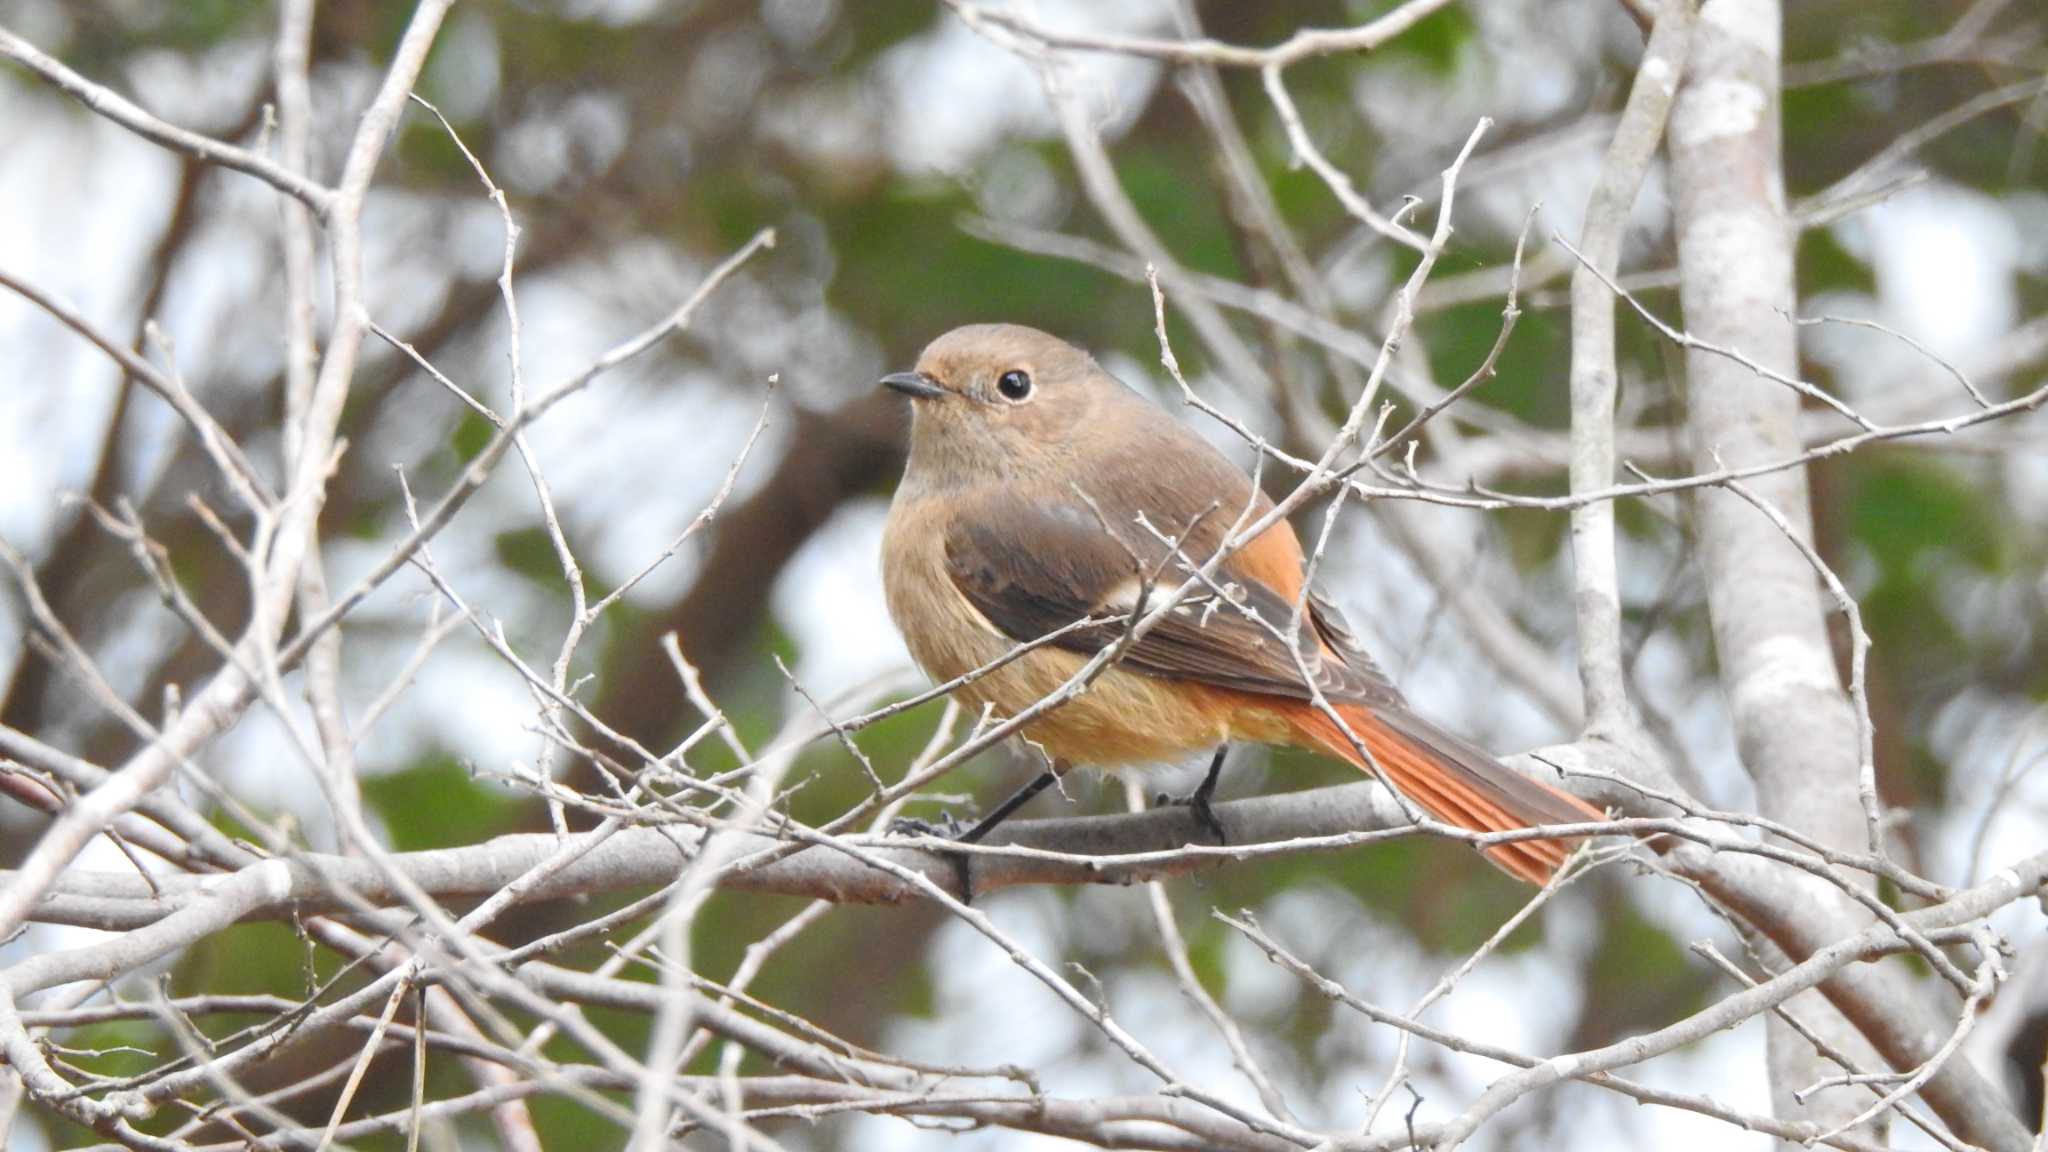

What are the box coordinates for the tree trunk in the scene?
[1669,0,1884,1138]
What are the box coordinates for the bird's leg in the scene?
[958,768,1059,844]
[1156,746,1229,845]
[890,764,1064,905]
[1189,746,1228,845]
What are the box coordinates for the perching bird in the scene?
[879,323,1600,884]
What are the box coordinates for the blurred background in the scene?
[2,0,2045,1148]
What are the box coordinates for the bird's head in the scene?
[881,323,1129,487]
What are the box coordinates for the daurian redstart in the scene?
[880,324,1598,883]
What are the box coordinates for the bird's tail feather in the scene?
[1293,702,1602,885]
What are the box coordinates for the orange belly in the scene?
[883,492,1301,767]
[891,574,1302,767]
[949,646,1230,766]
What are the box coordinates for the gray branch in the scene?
[1565,0,1691,731]
[14,781,1412,937]
[1667,0,1915,1142]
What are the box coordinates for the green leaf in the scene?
[1379,3,1474,75]
[450,410,493,463]
[361,754,521,852]
[495,524,566,586]
[1851,459,2001,577]
[1798,225,1872,298]
[1428,299,1568,430]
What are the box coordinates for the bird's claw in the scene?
[886,812,976,903]
[1153,787,1228,846]
[888,812,966,840]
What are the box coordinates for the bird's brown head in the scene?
[881,323,1137,490]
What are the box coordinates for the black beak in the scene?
[880,370,946,400]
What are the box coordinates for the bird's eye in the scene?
[996,369,1032,401]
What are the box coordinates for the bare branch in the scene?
[1565,0,1691,731]
[943,0,1456,70]
[0,25,334,216]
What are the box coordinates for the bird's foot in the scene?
[887,812,966,840]
[886,812,975,903]
[1153,746,1231,845]
[1153,785,1228,846]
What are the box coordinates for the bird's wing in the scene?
[942,491,1401,709]
[1305,588,1403,702]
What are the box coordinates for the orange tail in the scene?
[1291,702,1603,885]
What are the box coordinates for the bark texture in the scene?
[1669,0,1882,1136]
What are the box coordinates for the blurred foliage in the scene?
[361,753,524,851]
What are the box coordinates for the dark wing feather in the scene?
[1306,588,1403,707]
[944,492,1402,709]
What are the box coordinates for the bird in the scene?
[878,323,1601,884]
